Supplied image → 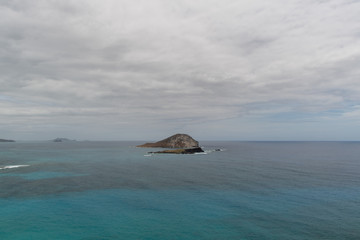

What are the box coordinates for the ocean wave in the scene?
[204,148,225,154]
[0,165,29,170]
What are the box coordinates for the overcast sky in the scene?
[1,0,360,141]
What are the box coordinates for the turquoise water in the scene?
[1,141,359,239]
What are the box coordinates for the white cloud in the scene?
[1,0,360,140]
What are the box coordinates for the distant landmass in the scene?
[137,133,200,148]
[0,139,15,142]
[53,138,76,142]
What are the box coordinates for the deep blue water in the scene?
[1,141,359,240]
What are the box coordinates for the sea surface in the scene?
[0,141,359,240]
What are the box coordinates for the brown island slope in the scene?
[137,134,204,154]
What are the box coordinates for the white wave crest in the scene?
[0,165,29,170]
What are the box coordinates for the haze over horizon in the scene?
[1,0,360,141]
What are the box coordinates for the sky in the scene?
[1,0,360,141]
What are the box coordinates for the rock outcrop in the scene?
[0,139,15,142]
[53,138,75,142]
[137,134,200,148]
[149,147,204,154]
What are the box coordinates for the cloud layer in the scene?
[1,0,360,140]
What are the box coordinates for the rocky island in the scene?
[137,134,204,154]
[137,133,199,148]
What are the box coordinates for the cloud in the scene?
[1,0,360,140]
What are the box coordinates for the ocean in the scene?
[0,141,359,240]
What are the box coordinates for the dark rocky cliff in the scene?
[149,147,204,154]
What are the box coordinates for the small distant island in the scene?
[52,138,76,142]
[0,139,15,142]
[137,134,204,154]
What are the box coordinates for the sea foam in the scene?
[0,165,29,170]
